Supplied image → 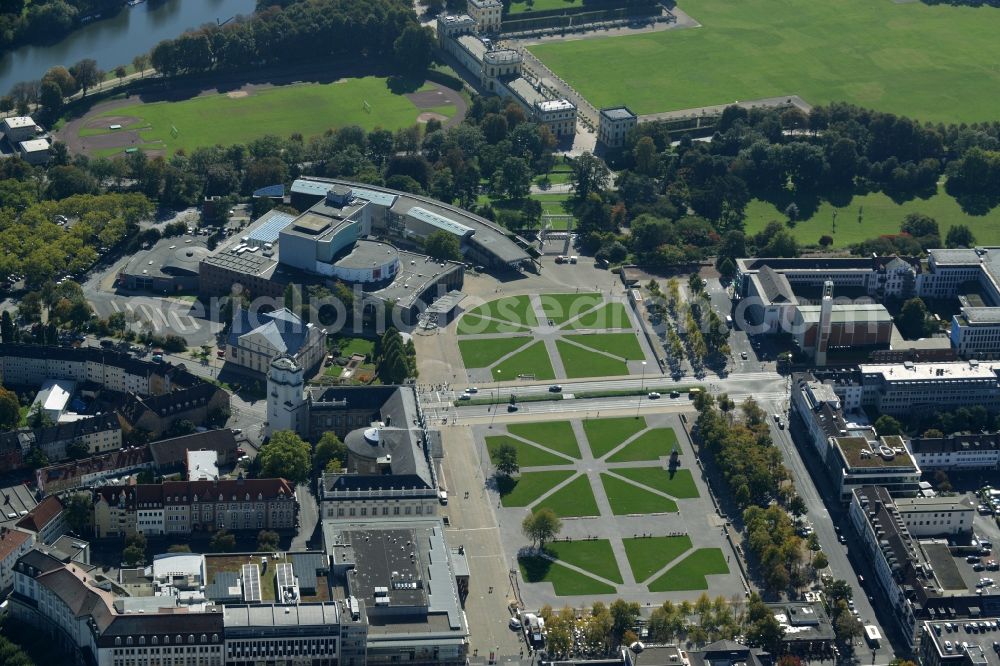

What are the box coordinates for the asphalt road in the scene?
[765,397,899,661]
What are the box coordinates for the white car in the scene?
[467,387,479,394]
[458,393,471,401]
[648,392,661,399]
[509,617,522,630]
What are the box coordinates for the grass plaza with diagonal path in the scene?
[479,413,741,604]
[454,292,650,382]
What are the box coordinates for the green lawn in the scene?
[529,0,1000,124]
[648,548,730,592]
[606,428,679,463]
[565,333,645,361]
[745,186,1000,247]
[540,292,603,325]
[509,0,584,14]
[611,467,700,499]
[583,417,646,458]
[486,435,571,468]
[508,421,581,459]
[535,475,600,517]
[519,556,616,595]
[536,167,573,186]
[329,336,375,358]
[463,295,538,327]
[544,539,623,583]
[89,77,453,154]
[456,314,530,335]
[458,336,531,369]
[493,340,556,380]
[623,535,693,583]
[601,473,678,515]
[498,470,575,507]
[566,302,631,330]
[556,340,629,378]
[324,365,343,378]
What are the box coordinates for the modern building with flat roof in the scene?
[849,486,1000,650]
[119,234,210,293]
[907,432,1000,471]
[598,106,638,148]
[791,373,921,500]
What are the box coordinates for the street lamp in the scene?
[489,369,502,429]
[636,360,647,418]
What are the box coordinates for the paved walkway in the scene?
[638,94,813,123]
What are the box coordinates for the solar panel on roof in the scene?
[242,563,262,603]
[248,212,295,244]
[252,184,285,198]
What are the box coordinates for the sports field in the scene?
[745,187,1000,247]
[529,0,1000,123]
[78,77,457,155]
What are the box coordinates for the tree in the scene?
[114,65,127,84]
[521,508,562,548]
[571,152,611,200]
[66,440,91,460]
[834,603,862,643]
[874,414,903,436]
[934,469,953,492]
[745,594,784,652]
[897,297,930,339]
[24,447,48,469]
[901,212,939,239]
[259,431,312,484]
[819,234,834,247]
[168,544,192,553]
[1,310,14,343]
[609,599,641,647]
[70,58,101,96]
[64,493,93,535]
[946,224,976,248]
[210,529,237,552]
[314,432,348,473]
[424,230,462,261]
[813,551,829,570]
[0,386,19,430]
[257,529,280,552]
[38,79,64,118]
[42,66,77,96]
[392,25,435,75]
[493,442,519,477]
[133,54,150,78]
[123,544,145,566]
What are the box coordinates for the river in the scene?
[0,0,258,96]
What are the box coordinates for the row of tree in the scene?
[0,0,121,62]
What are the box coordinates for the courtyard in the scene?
[476,412,743,606]
[456,292,653,382]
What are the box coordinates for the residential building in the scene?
[1,411,123,464]
[766,601,836,655]
[467,0,502,33]
[227,306,326,376]
[791,373,921,499]
[147,429,239,473]
[907,432,1000,471]
[326,518,469,665]
[92,477,296,538]
[51,534,90,565]
[36,444,153,495]
[0,526,33,591]
[10,547,227,666]
[894,494,975,537]
[18,138,51,165]
[119,382,230,438]
[849,486,1000,649]
[598,106,638,149]
[15,495,67,544]
[223,603,362,666]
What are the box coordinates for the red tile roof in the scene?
[16,496,63,533]
[0,527,31,560]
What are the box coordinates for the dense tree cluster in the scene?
[694,394,793,510]
[0,0,120,63]
[259,430,311,484]
[743,504,805,592]
[375,327,416,384]
[148,0,422,77]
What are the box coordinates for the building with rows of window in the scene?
[92,477,297,538]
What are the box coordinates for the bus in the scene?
[688,387,703,400]
[864,625,881,649]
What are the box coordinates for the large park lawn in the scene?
[529,0,1000,123]
[745,186,1000,247]
[89,77,452,154]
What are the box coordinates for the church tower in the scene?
[266,355,308,439]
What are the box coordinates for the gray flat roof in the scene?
[930,248,982,265]
[960,307,1000,324]
[336,239,399,269]
[456,34,486,61]
[601,106,637,120]
[123,235,209,279]
[796,303,892,324]
[506,77,545,107]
